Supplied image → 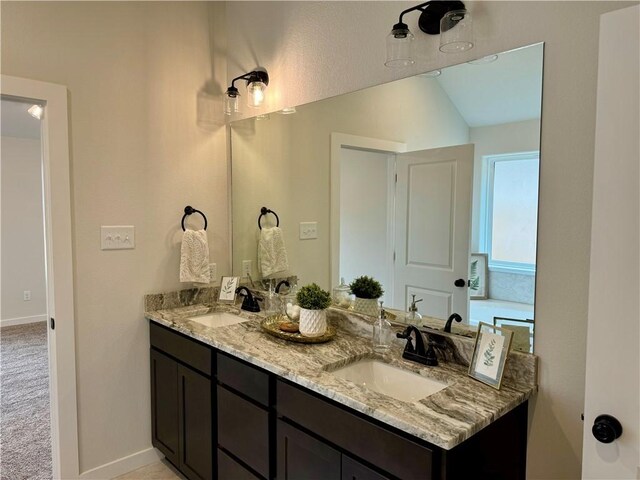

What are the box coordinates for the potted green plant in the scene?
[349,275,384,316]
[296,283,332,337]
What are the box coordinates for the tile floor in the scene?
[112,460,185,480]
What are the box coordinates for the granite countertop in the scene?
[145,299,537,451]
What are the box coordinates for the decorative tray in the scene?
[260,315,336,344]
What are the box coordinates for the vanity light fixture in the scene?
[467,54,499,65]
[224,68,269,115]
[385,0,473,68]
[27,104,44,119]
[278,107,297,115]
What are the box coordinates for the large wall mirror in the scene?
[231,43,543,352]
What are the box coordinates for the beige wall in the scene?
[225,1,636,478]
[231,75,468,288]
[1,1,636,477]
[1,136,47,322]
[1,1,228,473]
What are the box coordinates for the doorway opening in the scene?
[0,75,79,479]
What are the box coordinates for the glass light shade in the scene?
[247,81,266,108]
[439,9,474,53]
[385,29,415,67]
[224,92,240,115]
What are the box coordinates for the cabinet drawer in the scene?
[342,456,391,480]
[150,322,211,376]
[218,449,261,480]
[217,352,269,406]
[218,386,269,478]
[277,381,434,480]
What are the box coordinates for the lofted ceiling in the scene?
[435,43,544,128]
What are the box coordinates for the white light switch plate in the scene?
[242,260,252,277]
[101,226,135,250]
[299,222,318,240]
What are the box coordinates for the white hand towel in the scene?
[258,226,289,278]
[180,229,211,283]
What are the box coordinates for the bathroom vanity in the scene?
[146,291,536,480]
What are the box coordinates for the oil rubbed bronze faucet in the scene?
[235,286,260,313]
[396,325,439,366]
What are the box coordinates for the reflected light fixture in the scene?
[224,68,269,115]
[278,107,297,115]
[27,104,44,119]
[385,1,473,68]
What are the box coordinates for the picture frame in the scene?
[468,322,513,389]
[493,316,535,353]
[218,276,240,304]
[469,253,488,300]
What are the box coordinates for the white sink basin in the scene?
[187,312,248,328]
[330,359,447,403]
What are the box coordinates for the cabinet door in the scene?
[277,420,340,480]
[150,349,179,467]
[178,365,213,480]
[342,456,390,480]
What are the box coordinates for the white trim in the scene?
[1,75,79,479]
[330,133,407,289]
[79,448,163,479]
[0,314,48,327]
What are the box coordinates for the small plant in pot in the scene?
[296,283,332,337]
[349,276,384,316]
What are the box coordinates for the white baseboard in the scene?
[79,447,163,479]
[0,314,47,327]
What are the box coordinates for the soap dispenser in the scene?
[373,301,393,353]
[406,294,423,325]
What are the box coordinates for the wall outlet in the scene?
[23,290,31,301]
[101,226,135,250]
[209,263,217,280]
[299,222,318,240]
[242,260,252,277]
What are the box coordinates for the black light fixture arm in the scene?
[393,0,466,35]
[397,1,432,25]
[228,70,269,93]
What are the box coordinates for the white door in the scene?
[393,144,473,320]
[582,5,639,479]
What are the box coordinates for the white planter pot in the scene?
[353,297,379,316]
[299,308,327,337]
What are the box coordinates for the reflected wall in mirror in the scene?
[231,43,543,351]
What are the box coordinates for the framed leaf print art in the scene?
[469,322,513,389]
[469,253,488,300]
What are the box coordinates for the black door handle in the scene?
[454,278,466,288]
[592,415,623,443]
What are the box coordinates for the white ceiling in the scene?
[1,98,42,139]
[435,43,544,127]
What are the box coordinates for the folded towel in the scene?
[258,226,289,278]
[180,229,211,283]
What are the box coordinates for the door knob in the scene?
[454,278,466,288]
[592,415,623,443]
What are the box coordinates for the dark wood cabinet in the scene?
[178,365,212,480]
[150,321,528,480]
[150,323,213,480]
[277,420,341,480]
[342,456,390,480]
[150,349,179,467]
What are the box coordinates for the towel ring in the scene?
[181,206,208,231]
[258,207,279,230]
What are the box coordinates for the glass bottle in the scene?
[373,301,393,353]
[333,277,352,308]
[406,294,423,326]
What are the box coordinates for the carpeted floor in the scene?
[0,321,52,480]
